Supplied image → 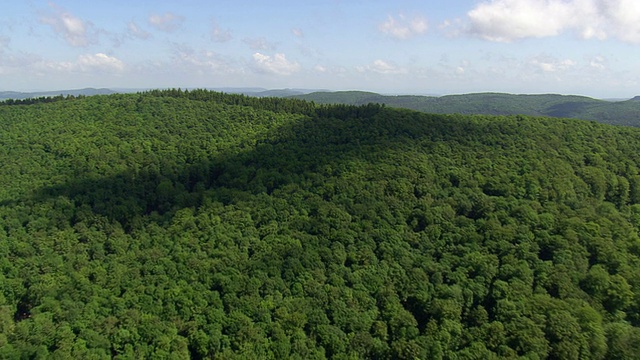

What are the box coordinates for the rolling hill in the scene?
[292,91,640,127]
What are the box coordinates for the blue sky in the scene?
[1,0,639,98]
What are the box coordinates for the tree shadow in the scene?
[14,101,484,231]
[543,101,593,118]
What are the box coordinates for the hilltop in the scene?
[292,91,640,127]
[1,90,640,358]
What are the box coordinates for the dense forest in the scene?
[2,89,640,358]
[292,91,640,127]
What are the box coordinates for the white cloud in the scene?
[211,19,232,42]
[358,60,408,74]
[76,53,125,72]
[439,18,465,38]
[311,64,347,75]
[466,0,640,43]
[292,28,304,38]
[148,12,185,32]
[467,0,572,41]
[128,21,151,40]
[252,53,300,75]
[589,55,607,70]
[602,0,640,43]
[243,37,276,51]
[170,43,234,74]
[39,4,97,47]
[531,56,576,72]
[379,13,428,40]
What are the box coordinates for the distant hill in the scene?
[292,91,640,127]
[0,87,115,100]
[0,87,326,101]
[213,88,328,97]
[250,89,309,97]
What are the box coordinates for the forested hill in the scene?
[0,87,115,100]
[291,91,640,127]
[3,89,640,358]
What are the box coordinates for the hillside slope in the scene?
[2,90,640,358]
[293,91,640,127]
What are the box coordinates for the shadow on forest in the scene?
[18,103,484,230]
[543,101,592,118]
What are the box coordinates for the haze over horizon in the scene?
[2,0,639,98]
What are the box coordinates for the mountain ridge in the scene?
[290,90,640,126]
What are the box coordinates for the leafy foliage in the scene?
[2,90,640,358]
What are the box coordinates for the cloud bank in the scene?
[467,0,640,43]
